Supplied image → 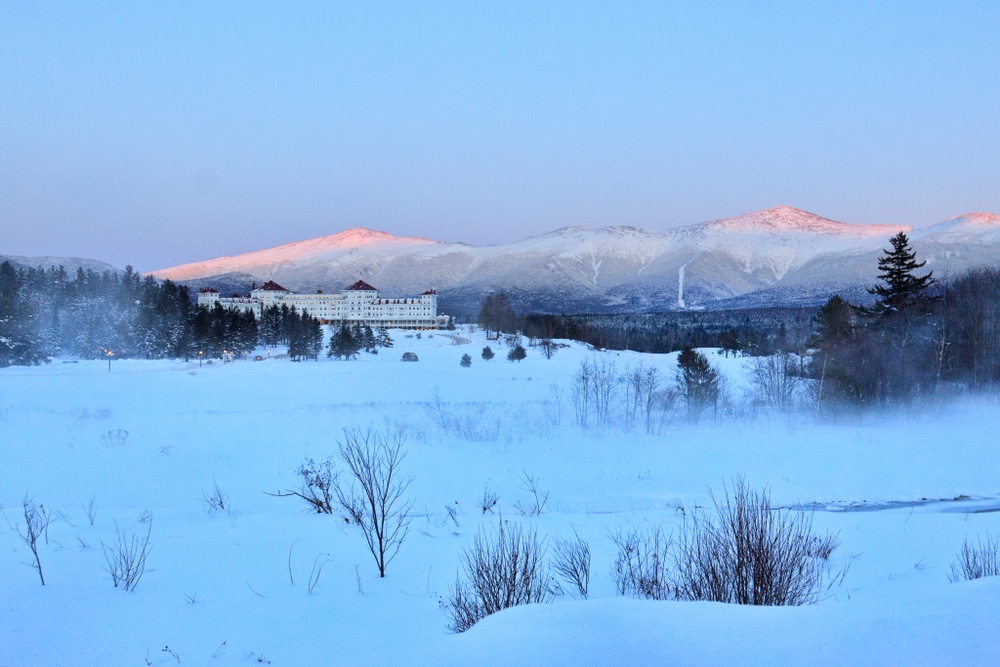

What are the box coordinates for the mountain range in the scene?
[137,205,999,315]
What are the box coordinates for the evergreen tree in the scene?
[460,353,472,367]
[0,261,46,366]
[327,323,361,360]
[812,295,856,348]
[361,324,376,352]
[867,232,936,316]
[481,345,494,361]
[676,347,720,420]
[307,317,324,361]
[259,305,283,347]
[376,325,393,348]
[507,344,527,362]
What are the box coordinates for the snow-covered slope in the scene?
[150,206,1000,313]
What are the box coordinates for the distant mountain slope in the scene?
[150,206,1000,315]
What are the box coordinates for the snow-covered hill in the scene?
[150,206,1000,313]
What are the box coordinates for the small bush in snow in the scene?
[480,487,498,514]
[101,428,130,447]
[506,345,526,362]
[446,521,553,633]
[514,470,549,516]
[672,478,842,606]
[5,496,51,585]
[201,476,230,514]
[402,352,418,362]
[481,346,494,361]
[552,531,591,599]
[460,353,471,367]
[102,518,152,591]
[949,534,1000,582]
[611,525,672,600]
[274,457,337,514]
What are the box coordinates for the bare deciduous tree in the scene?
[334,427,414,578]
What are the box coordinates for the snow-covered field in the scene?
[2,331,999,666]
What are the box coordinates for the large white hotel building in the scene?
[197,280,446,329]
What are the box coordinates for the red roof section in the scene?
[346,280,378,291]
[257,280,289,292]
[199,287,219,293]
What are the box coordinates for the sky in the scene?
[2,1,999,271]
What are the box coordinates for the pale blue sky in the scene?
[2,1,998,270]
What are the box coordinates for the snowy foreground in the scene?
[2,332,999,666]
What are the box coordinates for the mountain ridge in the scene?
[145,205,1000,315]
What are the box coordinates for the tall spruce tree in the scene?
[867,232,936,316]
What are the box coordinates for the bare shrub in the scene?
[611,525,672,600]
[571,358,621,429]
[334,427,414,578]
[480,487,499,514]
[750,352,802,413]
[86,496,98,526]
[544,383,563,427]
[268,457,336,513]
[101,428,130,447]
[446,522,553,633]
[672,478,842,606]
[623,363,665,433]
[948,534,1000,582]
[552,531,591,599]
[4,496,52,585]
[308,553,332,593]
[102,518,152,591]
[201,476,230,514]
[514,470,549,516]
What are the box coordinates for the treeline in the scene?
[478,288,814,354]
[520,307,815,355]
[810,262,1000,402]
[0,262,323,366]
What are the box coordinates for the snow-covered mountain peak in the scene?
[946,212,1000,227]
[703,206,904,237]
[316,227,434,248]
[913,211,1000,239]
